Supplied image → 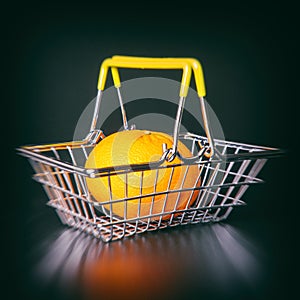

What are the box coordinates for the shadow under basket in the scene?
[18,132,281,242]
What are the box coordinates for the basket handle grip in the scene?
[97,56,206,97]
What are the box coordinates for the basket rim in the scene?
[17,133,284,177]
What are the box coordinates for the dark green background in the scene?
[1,3,297,300]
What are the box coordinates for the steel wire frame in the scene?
[21,134,278,242]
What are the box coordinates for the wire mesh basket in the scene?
[18,56,281,242]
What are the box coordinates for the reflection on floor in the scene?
[33,223,263,300]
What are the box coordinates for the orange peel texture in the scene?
[85,130,200,220]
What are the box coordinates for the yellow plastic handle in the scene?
[97,56,206,97]
[98,56,191,97]
[112,56,206,97]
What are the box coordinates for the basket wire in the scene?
[20,134,277,242]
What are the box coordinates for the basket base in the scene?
[53,204,232,242]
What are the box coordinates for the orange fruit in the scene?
[85,130,200,220]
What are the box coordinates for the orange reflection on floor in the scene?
[82,235,185,300]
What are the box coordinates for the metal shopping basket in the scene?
[18,56,282,242]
